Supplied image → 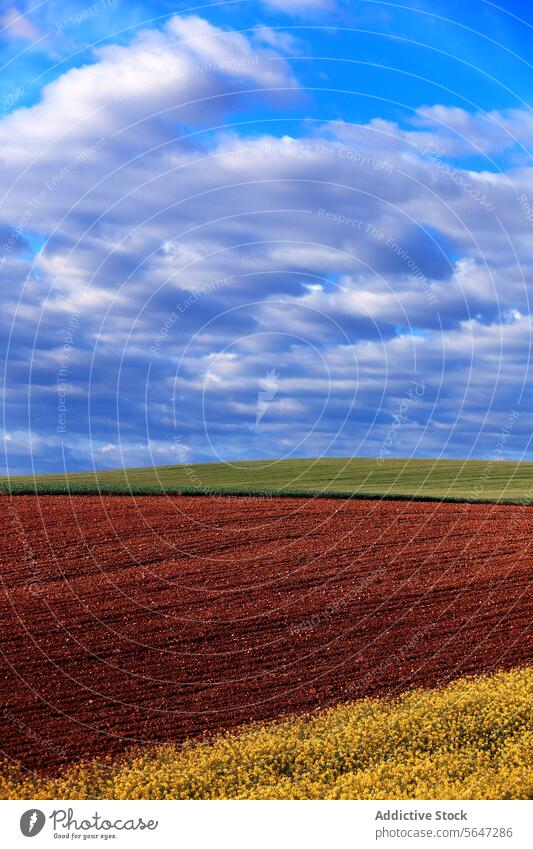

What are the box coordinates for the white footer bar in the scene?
[1,799,530,849]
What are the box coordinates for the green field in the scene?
[1,457,532,504]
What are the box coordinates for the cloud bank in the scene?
[1,12,531,474]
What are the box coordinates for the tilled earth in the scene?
[0,494,531,772]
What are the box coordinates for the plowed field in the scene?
[0,494,531,772]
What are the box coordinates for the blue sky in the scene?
[0,0,531,474]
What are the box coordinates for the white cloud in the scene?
[253,26,301,53]
[0,15,532,470]
[0,15,297,166]
[0,5,41,42]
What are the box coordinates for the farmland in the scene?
[3,667,531,800]
[0,492,531,788]
[1,456,532,503]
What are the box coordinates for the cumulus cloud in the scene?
[0,15,296,158]
[1,13,532,473]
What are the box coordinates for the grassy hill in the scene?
[1,457,532,504]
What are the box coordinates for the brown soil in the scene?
[0,494,531,772]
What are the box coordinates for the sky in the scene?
[0,0,532,474]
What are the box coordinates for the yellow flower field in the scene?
[2,667,531,800]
